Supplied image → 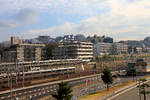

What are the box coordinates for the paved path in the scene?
[112,81,150,100]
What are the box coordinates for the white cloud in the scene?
[1,0,150,41]
[21,0,150,40]
[0,0,107,16]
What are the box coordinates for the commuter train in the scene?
[0,66,76,90]
[0,67,76,78]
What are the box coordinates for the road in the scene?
[112,81,150,100]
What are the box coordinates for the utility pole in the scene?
[15,59,18,84]
[113,55,116,72]
[22,66,24,88]
[10,68,13,100]
[31,58,33,80]
[7,67,10,87]
[22,63,24,88]
[138,80,142,100]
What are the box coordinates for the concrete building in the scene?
[94,43,112,56]
[135,47,143,54]
[86,35,105,44]
[37,36,51,44]
[94,43,128,56]
[143,47,150,53]
[128,46,143,54]
[11,36,23,45]
[52,41,93,61]
[112,43,128,55]
[136,63,150,72]
[63,35,75,42]
[75,34,86,42]
[2,37,45,62]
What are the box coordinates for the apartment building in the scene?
[11,36,22,45]
[94,43,112,56]
[2,37,45,62]
[112,43,128,55]
[94,42,128,56]
[52,41,93,61]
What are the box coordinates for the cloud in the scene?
[21,0,150,40]
[16,8,38,24]
[1,0,150,41]
[0,0,107,16]
[0,8,39,30]
[0,20,19,30]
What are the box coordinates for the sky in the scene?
[0,0,150,42]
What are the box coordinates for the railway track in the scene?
[0,73,101,100]
[0,69,100,91]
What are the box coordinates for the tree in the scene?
[52,81,72,100]
[93,63,96,69]
[0,47,4,55]
[95,56,99,62]
[0,47,5,62]
[45,42,58,59]
[137,78,150,100]
[101,67,113,90]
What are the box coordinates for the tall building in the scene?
[2,37,45,62]
[52,41,93,61]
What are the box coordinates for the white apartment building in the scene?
[94,43,112,56]
[113,43,128,54]
[94,42,128,56]
[52,41,93,61]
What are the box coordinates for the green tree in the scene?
[52,81,72,100]
[45,42,58,59]
[102,55,112,61]
[0,47,4,55]
[95,56,99,62]
[101,67,113,90]
[0,47,5,62]
[137,78,150,100]
[131,67,137,81]
[93,63,96,69]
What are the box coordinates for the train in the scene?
[0,59,83,66]
[0,67,76,78]
[0,66,76,91]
